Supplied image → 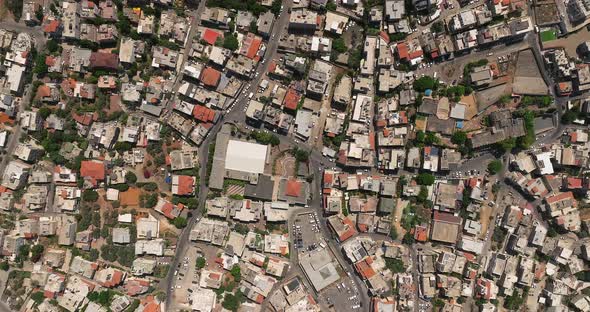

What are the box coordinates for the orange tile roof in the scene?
[192,105,216,123]
[546,191,574,204]
[379,31,390,43]
[433,211,461,224]
[72,111,94,126]
[339,217,358,241]
[45,56,56,66]
[101,269,125,288]
[283,88,301,110]
[567,177,582,189]
[409,50,424,59]
[36,85,51,98]
[80,160,105,181]
[285,179,302,197]
[43,20,60,33]
[397,43,409,60]
[176,175,195,195]
[202,29,221,45]
[200,66,221,87]
[414,225,428,242]
[355,259,376,279]
[323,172,333,185]
[246,35,262,59]
[268,60,277,73]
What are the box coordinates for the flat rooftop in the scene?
[225,140,268,174]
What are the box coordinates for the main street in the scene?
[0,19,47,312]
[161,0,374,307]
[162,1,295,308]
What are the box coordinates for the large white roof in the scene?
[225,140,268,174]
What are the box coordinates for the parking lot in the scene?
[292,211,322,254]
[169,245,204,310]
[319,277,363,312]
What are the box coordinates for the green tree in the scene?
[504,291,526,310]
[0,261,8,271]
[172,217,188,229]
[425,132,440,145]
[223,34,239,51]
[291,147,309,162]
[487,160,502,174]
[561,110,578,124]
[271,0,282,14]
[31,291,45,305]
[47,40,59,53]
[389,227,398,240]
[18,244,30,260]
[451,131,467,145]
[222,292,240,311]
[83,190,99,202]
[430,21,444,33]
[416,173,435,185]
[30,245,44,263]
[415,131,425,143]
[125,172,137,184]
[413,76,438,92]
[5,0,23,20]
[38,106,52,119]
[385,258,405,273]
[332,38,347,53]
[348,48,363,70]
[33,53,48,75]
[230,265,241,282]
[417,186,429,203]
[326,0,337,10]
[433,298,445,308]
[196,257,206,269]
[498,95,511,105]
[495,137,516,153]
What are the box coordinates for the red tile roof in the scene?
[100,269,125,288]
[245,34,262,59]
[339,217,358,241]
[89,52,119,70]
[433,211,461,224]
[43,20,60,33]
[72,111,95,126]
[36,85,51,98]
[202,29,221,45]
[355,259,376,279]
[159,202,175,219]
[567,177,583,189]
[323,172,333,185]
[414,225,428,242]
[283,88,301,110]
[176,175,195,195]
[45,56,56,66]
[397,43,409,60]
[285,179,302,197]
[379,31,390,43]
[546,191,574,204]
[200,66,221,87]
[409,50,424,59]
[192,105,216,123]
[268,60,277,73]
[80,160,105,182]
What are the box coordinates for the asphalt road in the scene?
[0,19,45,312]
[162,2,294,308]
